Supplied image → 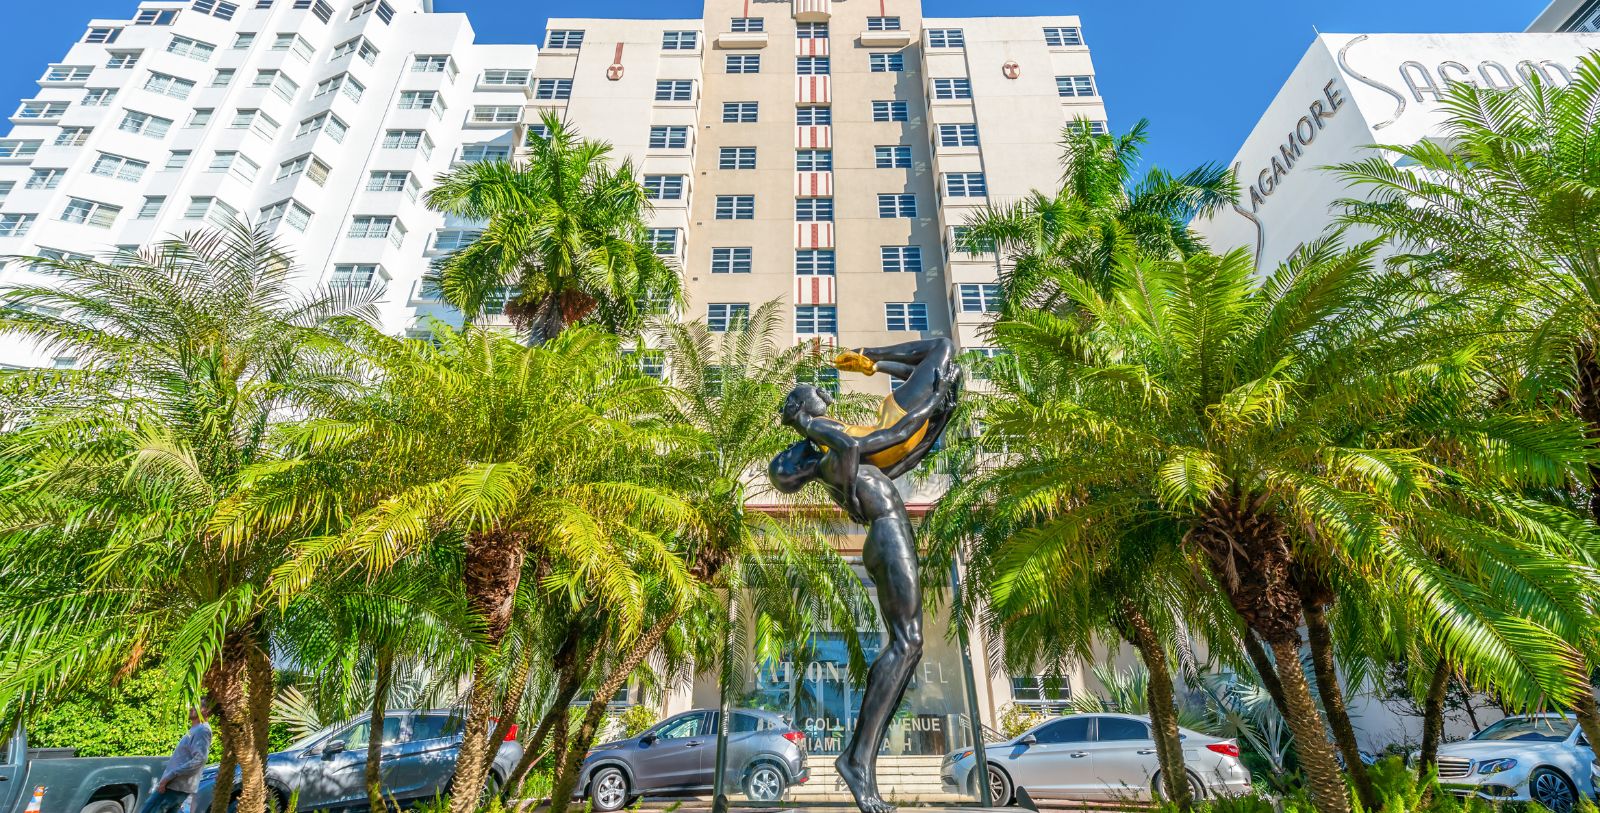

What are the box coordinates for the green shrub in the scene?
[28,668,215,758]
[615,704,658,739]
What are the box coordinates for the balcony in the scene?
[716,31,768,49]
[794,172,833,198]
[858,30,913,48]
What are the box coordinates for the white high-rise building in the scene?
[0,0,537,367]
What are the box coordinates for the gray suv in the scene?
[578,709,808,811]
[192,710,521,812]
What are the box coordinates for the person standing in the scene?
[141,705,214,813]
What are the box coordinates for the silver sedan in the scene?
[941,713,1251,803]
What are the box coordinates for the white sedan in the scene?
[1436,715,1595,812]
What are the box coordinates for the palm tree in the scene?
[1332,52,1600,749]
[958,118,1235,311]
[424,109,680,340]
[964,237,1599,813]
[245,322,695,813]
[0,223,375,813]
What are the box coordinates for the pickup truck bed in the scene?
[3,729,168,813]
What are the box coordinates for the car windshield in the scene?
[1471,717,1573,742]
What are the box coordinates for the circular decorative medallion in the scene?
[606,63,624,81]
[1002,60,1021,79]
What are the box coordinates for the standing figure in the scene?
[142,705,214,813]
[769,338,962,813]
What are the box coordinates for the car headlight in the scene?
[1477,758,1517,775]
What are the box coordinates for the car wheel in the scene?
[1152,772,1205,803]
[589,767,630,813]
[1530,767,1577,813]
[743,762,787,802]
[81,800,124,813]
[978,765,1013,806]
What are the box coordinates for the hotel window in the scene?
[795,249,835,275]
[430,229,479,251]
[708,303,750,332]
[56,127,93,146]
[192,0,239,20]
[275,153,329,183]
[649,126,689,149]
[330,263,383,289]
[234,33,257,49]
[932,78,971,100]
[0,214,36,237]
[1011,675,1071,708]
[85,27,122,44]
[253,70,300,102]
[1056,75,1097,97]
[398,90,439,111]
[59,197,122,229]
[15,102,68,120]
[715,195,754,220]
[647,228,680,255]
[167,36,216,61]
[797,57,829,75]
[938,123,979,147]
[885,303,929,331]
[878,193,916,218]
[944,172,988,197]
[726,54,761,74]
[293,0,335,23]
[874,145,911,168]
[927,28,964,47]
[350,0,395,22]
[630,350,665,379]
[144,72,196,100]
[797,106,831,125]
[869,53,904,72]
[136,6,179,22]
[296,112,346,142]
[872,100,909,121]
[25,168,66,190]
[800,367,839,394]
[43,65,94,83]
[797,22,828,39]
[730,17,764,32]
[723,102,758,122]
[952,225,995,253]
[795,149,832,172]
[481,68,530,86]
[188,108,213,127]
[523,122,549,142]
[210,151,261,182]
[235,109,281,139]
[81,89,117,106]
[260,199,312,232]
[412,55,456,77]
[1043,26,1084,47]
[212,69,236,87]
[719,147,757,170]
[1071,119,1109,135]
[795,305,837,334]
[89,153,148,182]
[546,30,585,48]
[164,150,191,170]
[958,283,1002,312]
[106,51,142,69]
[136,196,165,219]
[643,175,686,200]
[459,144,511,162]
[382,129,432,154]
[271,33,312,59]
[866,16,900,30]
[711,247,753,274]
[534,79,573,100]
[655,80,694,101]
[367,171,416,195]
[348,215,405,247]
[881,246,922,273]
[662,31,698,50]
[0,140,43,159]
[119,110,173,138]
[470,106,521,123]
[795,198,833,222]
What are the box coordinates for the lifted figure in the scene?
[769,337,963,813]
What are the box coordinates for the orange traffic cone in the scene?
[23,786,45,813]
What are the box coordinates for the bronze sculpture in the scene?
[769,338,962,813]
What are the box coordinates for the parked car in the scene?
[941,713,1250,804]
[192,709,520,812]
[577,708,808,812]
[0,727,168,813]
[1434,714,1595,812]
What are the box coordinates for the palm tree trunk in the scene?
[548,612,677,813]
[210,739,237,813]
[1417,656,1450,781]
[1575,340,1600,523]
[1121,601,1192,811]
[1301,597,1377,811]
[449,529,528,813]
[448,661,502,813]
[246,641,274,788]
[1269,639,1350,813]
[484,647,535,771]
[506,631,597,794]
[1241,632,1290,719]
[367,650,395,813]
[207,638,268,813]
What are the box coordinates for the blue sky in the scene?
[2,0,1546,174]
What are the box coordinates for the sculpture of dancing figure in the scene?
[768,338,962,813]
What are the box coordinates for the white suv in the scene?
[1435,715,1595,812]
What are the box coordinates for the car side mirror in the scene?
[640,734,657,746]
[1019,734,1037,746]
[322,740,346,755]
